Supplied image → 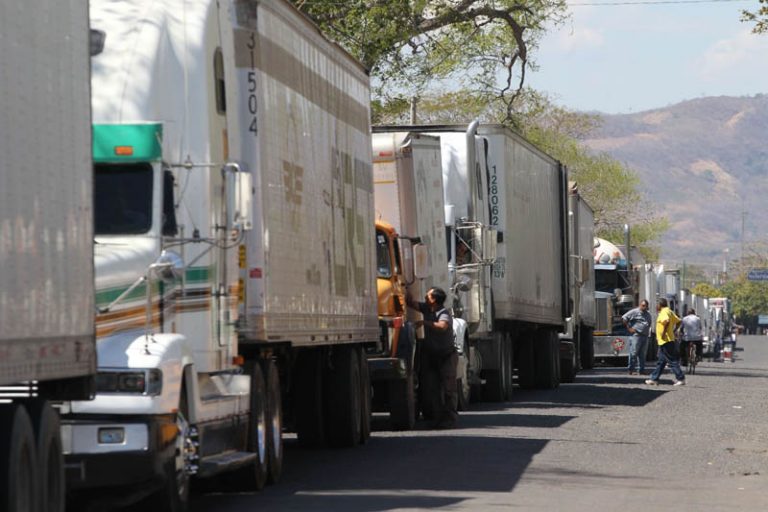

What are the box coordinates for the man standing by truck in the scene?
[646,298,685,386]
[622,299,652,375]
[407,288,458,429]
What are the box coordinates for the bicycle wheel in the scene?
[687,344,696,375]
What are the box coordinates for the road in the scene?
[183,336,768,511]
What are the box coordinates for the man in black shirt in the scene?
[407,287,458,429]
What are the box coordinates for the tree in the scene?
[742,0,768,33]
[721,278,768,326]
[292,0,567,120]
[690,282,719,298]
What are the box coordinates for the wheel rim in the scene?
[175,411,194,497]
[269,389,281,461]
[256,396,267,464]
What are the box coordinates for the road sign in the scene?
[759,315,768,326]
[747,268,768,281]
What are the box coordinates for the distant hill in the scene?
[583,94,768,269]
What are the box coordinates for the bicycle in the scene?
[686,340,697,375]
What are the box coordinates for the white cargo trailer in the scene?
[63,0,376,508]
[560,182,597,382]
[0,1,95,510]
[375,124,569,397]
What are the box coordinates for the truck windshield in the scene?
[595,268,631,294]
[376,230,392,279]
[94,163,153,235]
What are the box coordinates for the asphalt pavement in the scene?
[181,336,768,511]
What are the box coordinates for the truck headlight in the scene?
[96,369,162,395]
[98,427,125,444]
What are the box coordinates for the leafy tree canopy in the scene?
[690,282,719,298]
[292,0,567,120]
[742,0,768,33]
[721,277,768,323]
[289,2,668,257]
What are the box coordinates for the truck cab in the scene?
[369,220,421,429]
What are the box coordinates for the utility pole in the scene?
[741,211,747,265]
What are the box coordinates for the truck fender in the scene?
[72,332,194,415]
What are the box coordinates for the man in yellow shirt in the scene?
[645,298,686,386]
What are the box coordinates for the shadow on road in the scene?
[372,407,575,432]
[192,433,549,511]
[195,493,465,512]
[511,382,668,409]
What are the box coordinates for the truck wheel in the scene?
[580,327,594,370]
[457,336,471,411]
[295,349,326,448]
[231,362,268,490]
[0,404,38,512]
[534,331,560,389]
[482,332,512,402]
[26,401,64,512]
[503,335,514,399]
[147,383,192,511]
[560,345,577,383]
[516,335,536,389]
[263,359,283,484]
[325,345,362,447]
[389,370,415,430]
[359,350,372,443]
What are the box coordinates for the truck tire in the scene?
[482,332,513,402]
[516,335,536,389]
[0,404,38,512]
[147,379,193,511]
[389,370,416,430]
[263,359,283,484]
[580,327,595,370]
[294,349,326,448]
[359,349,372,443]
[560,344,577,383]
[325,345,362,448]
[26,401,64,512]
[534,331,560,389]
[230,362,268,490]
[457,335,471,411]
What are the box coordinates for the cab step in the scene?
[198,451,259,478]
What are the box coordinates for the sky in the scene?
[527,0,768,114]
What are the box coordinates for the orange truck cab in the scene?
[368,220,419,429]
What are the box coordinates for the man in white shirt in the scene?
[681,309,704,366]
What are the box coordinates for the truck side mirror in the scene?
[454,275,471,292]
[223,163,253,231]
[151,250,184,284]
[413,244,429,280]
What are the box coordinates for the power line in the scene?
[571,0,749,5]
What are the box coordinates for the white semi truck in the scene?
[64,0,376,509]
[375,124,570,398]
[0,2,96,511]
